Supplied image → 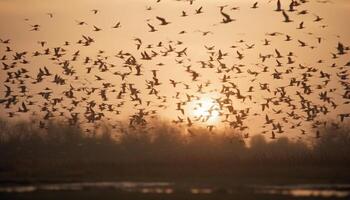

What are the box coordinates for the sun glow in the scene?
[190,97,220,125]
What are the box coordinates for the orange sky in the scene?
[0,0,349,140]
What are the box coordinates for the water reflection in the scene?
[140,188,174,194]
[190,188,213,194]
[256,184,350,198]
[0,181,172,193]
[0,181,350,198]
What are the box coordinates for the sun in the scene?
[190,97,220,125]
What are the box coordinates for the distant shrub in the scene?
[0,118,349,168]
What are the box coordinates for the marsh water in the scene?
[1,181,350,200]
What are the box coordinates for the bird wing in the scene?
[156,16,166,23]
[282,10,290,21]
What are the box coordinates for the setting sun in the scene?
[189,97,220,125]
[0,0,350,199]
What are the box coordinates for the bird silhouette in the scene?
[112,22,121,28]
[251,2,258,9]
[195,6,203,14]
[282,10,292,22]
[147,23,157,32]
[156,16,170,25]
[275,0,282,11]
[220,8,234,23]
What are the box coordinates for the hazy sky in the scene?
[0,0,349,140]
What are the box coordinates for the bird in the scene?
[314,15,323,22]
[207,125,215,132]
[298,40,307,47]
[337,42,345,55]
[4,85,12,97]
[195,6,203,14]
[275,0,282,11]
[46,13,54,18]
[112,22,121,28]
[297,22,305,29]
[156,16,170,25]
[91,9,99,14]
[147,23,157,32]
[220,10,234,23]
[271,131,276,139]
[76,20,88,25]
[93,26,102,31]
[251,2,258,9]
[282,10,292,22]
[187,117,193,127]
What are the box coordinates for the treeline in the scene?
[0,118,350,180]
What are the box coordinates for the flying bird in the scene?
[112,22,121,28]
[282,10,292,22]
[156,16,170,25]
[147,23,157,32]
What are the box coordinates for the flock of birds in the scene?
[0,0,349,140]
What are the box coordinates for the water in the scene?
[0,181,173,193]
[254,184,350,198]
[1,181,350,199]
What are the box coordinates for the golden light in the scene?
[190,97,220,125]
